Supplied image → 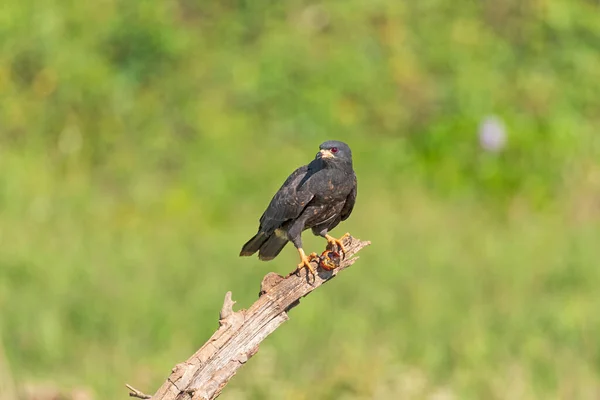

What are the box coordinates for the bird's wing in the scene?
[259,165,314,231]
[340,173,357,221]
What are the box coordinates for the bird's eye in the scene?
[331,147,338,153]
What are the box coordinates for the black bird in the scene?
[240,140,357,276]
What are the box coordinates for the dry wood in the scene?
[126,234,370,400]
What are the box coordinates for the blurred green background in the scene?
[1,0,600,399]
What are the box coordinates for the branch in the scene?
[126,384,152,399]
[127,234,370,400]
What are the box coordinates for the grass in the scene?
[2,149,600,399]
[1,0,600,398]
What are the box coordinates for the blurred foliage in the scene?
[1,0,600,399]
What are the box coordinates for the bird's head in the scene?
[316,140,353,166]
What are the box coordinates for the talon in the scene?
[296,248,317,278]
[325,234,348,259]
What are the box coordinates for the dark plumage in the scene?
[240,140,357,275]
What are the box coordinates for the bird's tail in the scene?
[240,231,268,257]
[240,230,289,260]
[258,234,289,261]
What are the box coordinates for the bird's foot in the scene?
[325,233,350,259]
[295,248,319,278]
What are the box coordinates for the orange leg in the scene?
[324,233,350,258]
[296,248,318,277]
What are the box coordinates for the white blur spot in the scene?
[478,116,507,153]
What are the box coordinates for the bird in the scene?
[240,140,357,277]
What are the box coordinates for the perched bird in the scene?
[240,140,357,276]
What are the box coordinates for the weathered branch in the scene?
[126,384,152,399]
[127,234,370,400]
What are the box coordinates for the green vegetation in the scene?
[1,0,600,398]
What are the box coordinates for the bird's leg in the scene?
[296,247,318,277]
[324,233,350,259]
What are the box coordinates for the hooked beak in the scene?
[318,149,334,159]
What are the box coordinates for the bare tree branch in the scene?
[126,384,152,399]
[127,234,370,400]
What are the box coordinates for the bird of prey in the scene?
[240,140,357,276]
